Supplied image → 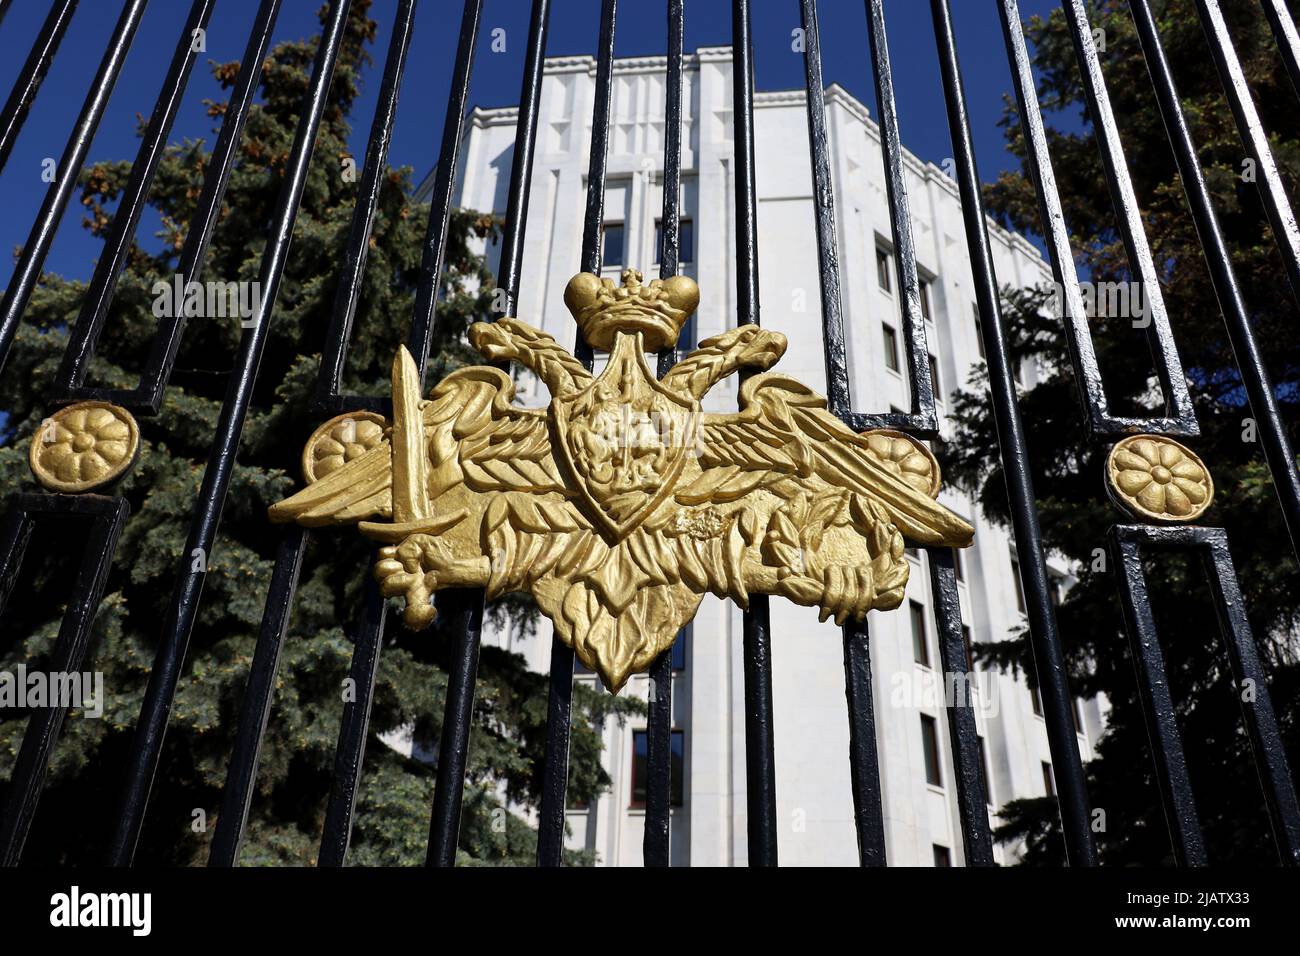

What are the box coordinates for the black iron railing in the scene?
[0,0,1296,868]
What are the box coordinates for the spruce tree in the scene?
[944,0,1300,864]
[0,0,638,866]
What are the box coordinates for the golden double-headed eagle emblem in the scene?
[270,269,973,691]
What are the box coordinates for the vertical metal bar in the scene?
[0,0,79,174]
[1108,529,1208,866]
[518,6,568,860]
[1123,0,1300,567]
[927,548,994,865]
[425,0,552,870]
[1261,0,1300,98]
[1058,0,1196,432]
[0,503,35,616]
[643,650,672,866]
[58,0,218,391]
[796,0,851,420]
[425,589,483,866]
[313,0,422,410]
[523,0,618,861]
[319,576,387,867]
[798,0,890,865]
[733,0,778,867]
[861,0,937,437]
[1000,0,1200,438]
[741,596,778,865]
[995,0,1113,438]
[0,0,148,379]
[1201,532,1300,864]
[208,527,308,866]
[109,0,354,866]
[843,621,886,865]
[1195,0,1300,305]
[0,498,130,866]
[572,0,617,371]
[406,0,482,385]
[657,0,684,288]
[495,0,553,317]
[52,0,283,411]
[535,637,574,866]
[426,0,552,870]
[929,0,1096,865]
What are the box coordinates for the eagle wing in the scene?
[678,373,974,547]
[267,365,565,528]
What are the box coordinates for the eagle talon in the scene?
[816,565,874,626]
[376,535,442,630]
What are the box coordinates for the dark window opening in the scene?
[882,324,900,372]
[671,625,689,671]
[921,714,942,787]
[631,729,685,808]
[1010,555,1026,613]
[601,222,625,269]
[655,218,694,265]
[911,600,929,667]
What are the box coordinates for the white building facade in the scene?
[431,47,1103,866]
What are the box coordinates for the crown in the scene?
[563,268,700,351]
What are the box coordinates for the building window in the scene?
[932,844,952,867]
[920,714,943,787]
[882,324,900,372]
[631,729,685,808]
[1010,555,1026,613]
[601,222,625,269]
[1041,761,1055,797]
[671,625,689,671]
[973,305,986,360]
[928,353,940,398]
[1031,685,1044,717]
[876,248,892,293]
[919,278,932,321]
[911,600,929,667]
[978,736,993,805]
[654,218,694,265]
[953,546,964,582]
[961,624,974,671]
[1072,697,1085,735]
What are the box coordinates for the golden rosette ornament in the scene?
[1105,435,1213,523]
[302,411,388,483]
[29,401,140,493]
[861,429,941,497]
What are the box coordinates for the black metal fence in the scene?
[0,0,1297,867]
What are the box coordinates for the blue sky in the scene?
[0,0,1070,288]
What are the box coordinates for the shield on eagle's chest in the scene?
[551,334,699,539]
